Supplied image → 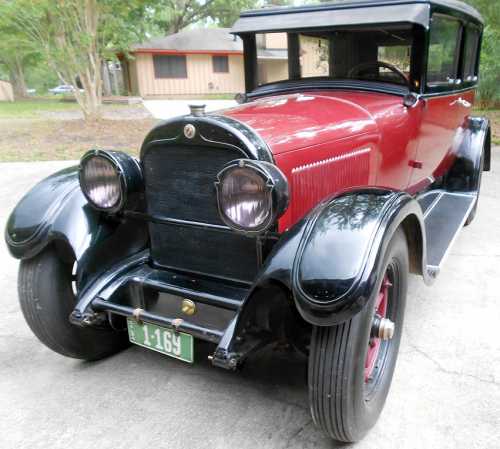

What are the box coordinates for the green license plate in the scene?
[127,318,193,363]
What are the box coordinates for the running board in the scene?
[422,191,476,276]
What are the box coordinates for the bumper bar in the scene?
[92,298,224,343]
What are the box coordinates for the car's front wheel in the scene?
[18,246,129,360]
[308,228,408,442]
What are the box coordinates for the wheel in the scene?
[308,228,408,442]
[18,246,129,360]
[464,150,485,226]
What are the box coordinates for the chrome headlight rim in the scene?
[79,149,142,213]
[215,159,289,235]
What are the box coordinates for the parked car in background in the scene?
[5,0,490,444]
[48,84,83,94]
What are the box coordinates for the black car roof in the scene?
[232,0,483,34]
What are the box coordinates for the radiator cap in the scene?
[189,104,206,117]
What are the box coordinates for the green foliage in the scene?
[150,0,259,34]
[1,0,156,119]
[463,0,500,107]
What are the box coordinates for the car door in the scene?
[408,14,470,191]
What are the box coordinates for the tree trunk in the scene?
[8,55,28,99]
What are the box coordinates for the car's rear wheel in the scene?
[18,246,129,360]
[308,228,408,442]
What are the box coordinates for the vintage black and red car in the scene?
[5,0,491,443]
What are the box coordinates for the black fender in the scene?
[445,116,491,192]
[4,166,148,291]
[237,188,430,331]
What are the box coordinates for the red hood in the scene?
[221,91,405,155]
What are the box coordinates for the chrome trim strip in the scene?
[291,147,371,174]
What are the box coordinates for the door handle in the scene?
[450,97,472,108]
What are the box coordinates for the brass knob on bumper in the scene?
[181,299,196,316]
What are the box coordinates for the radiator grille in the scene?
[143,144,258,282]
[143,144,244,224]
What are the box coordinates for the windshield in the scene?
[255,26,415,88]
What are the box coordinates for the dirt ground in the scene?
[0,105,157,162]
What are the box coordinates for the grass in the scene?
[474,109,500,145]
[0,118,157,162]
[0,97,135,119]
[0,98,81,119]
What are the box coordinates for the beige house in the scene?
[121,28,329,98]
[0,80,14,102]
[121,28,245,97]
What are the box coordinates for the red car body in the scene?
[223,89,475,230]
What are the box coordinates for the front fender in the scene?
[5,166,94,260]
[254,188,428,326]
[5,166,148,292]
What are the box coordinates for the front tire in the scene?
[308,228,408,442]
[18,247,129,361]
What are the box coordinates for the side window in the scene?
[427,15,462,87]
[256,33,289,85]
[153,55,187,79]
[462,26,480,82]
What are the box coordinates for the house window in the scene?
[426,15,462,87]
[213,55,229,73]
[153,55,187,79]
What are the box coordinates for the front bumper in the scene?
[70,250,255,369]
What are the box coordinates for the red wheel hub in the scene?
[364,274,391,382]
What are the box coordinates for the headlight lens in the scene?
[216,160,289,233]
[81,156,121,209]
[219,167,272,230]
[79,150,142,213]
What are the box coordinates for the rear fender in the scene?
[4,166,148,291]
[445,117,491,192]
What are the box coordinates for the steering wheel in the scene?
[348,61,408,85]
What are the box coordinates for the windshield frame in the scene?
[240,22,426,95]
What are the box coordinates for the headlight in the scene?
[79,150,142,213]
[215,159,289,233]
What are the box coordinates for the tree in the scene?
[0,5,39,98]
[152,0,258,34]
[4,0,153,121]
[463,0,500,106]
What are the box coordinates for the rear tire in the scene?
[308,228,408,442]
[18,247,129,361]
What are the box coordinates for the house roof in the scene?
[232,0,483,34]
[133,28,243,54]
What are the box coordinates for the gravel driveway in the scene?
[0,153,499,449]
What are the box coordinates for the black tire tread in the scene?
[18,248,128,361]
[309,228,408,443]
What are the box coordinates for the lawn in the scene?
[0,118,157,161]
[475,109,500,145]
[0,98,81,119]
